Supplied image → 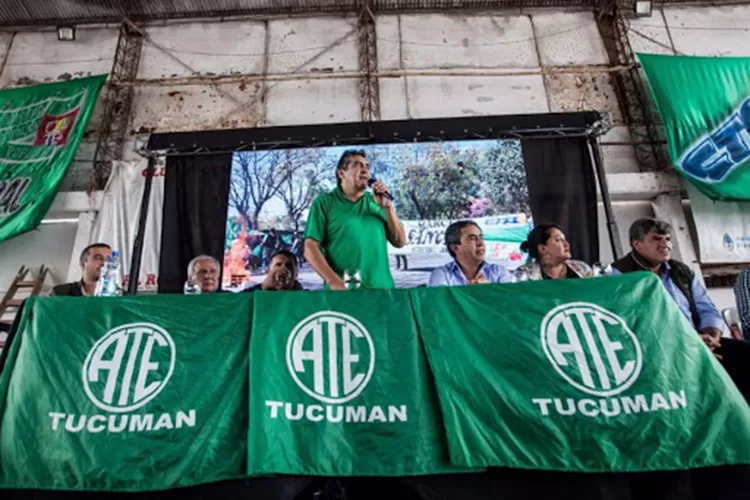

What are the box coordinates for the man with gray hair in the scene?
[611,218,724,347]
[428,220,511,286]
[186,254,221,293]
[613,218,750,402]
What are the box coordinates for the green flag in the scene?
[0,75,106,242]
[638,53,750,200]
[248,288,471,476]
[413,273,750,471]
[0,294,250,491]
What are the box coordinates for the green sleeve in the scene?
[303,195,327,244]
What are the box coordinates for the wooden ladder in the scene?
[0,265,48,345]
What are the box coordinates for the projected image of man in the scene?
[304,149,407,290]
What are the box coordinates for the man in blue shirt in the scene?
[612,219,750,403]
[428,220,512,287]
[611,218,724,349]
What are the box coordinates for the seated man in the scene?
[187,254,221,293]
[51,243,111,296]
[245,250,304,292]
[612,218,750,402]
[428,220,512,287]
[611,218,724,347]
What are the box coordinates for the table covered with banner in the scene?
[0,273,749,499]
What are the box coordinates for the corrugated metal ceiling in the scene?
[0,0,719,27]
[0,0,600,27]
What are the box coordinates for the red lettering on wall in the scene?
[141,167,166,177]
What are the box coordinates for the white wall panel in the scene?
[131,82,264,133]
[398,13,538,69]
[376,15,402,71]
[532,12,608,66]
[267,17,358,74]
[627,13,674,55]
[266,78,360,126]
[406,74,548,118]
[379,77,409,120]
[664,6,750,57]
[138,21,266,78]
[0,223,78,295]
[0,28,117,87]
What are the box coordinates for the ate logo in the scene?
[540,303,642,397]
[286,311,375,404]
[82,323,176,413]
[680,96,750,183]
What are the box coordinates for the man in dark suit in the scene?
[51,243,111,297]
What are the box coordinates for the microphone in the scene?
[367,178,394,201]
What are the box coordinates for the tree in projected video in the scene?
[229,151,285,229]
[276,149,328,232]
[396,145,481,220]
[481,141,529,215]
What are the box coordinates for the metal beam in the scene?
[91,22,144,190]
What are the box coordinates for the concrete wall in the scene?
[1,5,749,303]
[0,223,77,299]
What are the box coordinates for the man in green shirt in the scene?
[304,149,407,290]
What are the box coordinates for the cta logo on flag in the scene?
[532,302,688,418]
[49,322,196,434]
[265,310,407,424]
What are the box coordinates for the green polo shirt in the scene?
[304,187,394,289]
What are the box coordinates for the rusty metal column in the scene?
[595,4,668,173]
[91,21,144,190]
[357,2,381,122]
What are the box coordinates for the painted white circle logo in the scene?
[540,302,642,397]
[82,323,176,413]
[286,311,375,405]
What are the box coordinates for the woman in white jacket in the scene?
[517,223,594,280]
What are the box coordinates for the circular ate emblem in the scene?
[540,302,642,397]
[82,323,176,413]
[286,311,375,405]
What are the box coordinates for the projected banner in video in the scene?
[223,140,532,290]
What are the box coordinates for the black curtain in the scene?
[522,138,599,264]
[158,154,232,294]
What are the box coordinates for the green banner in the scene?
[0,294,249,491]
[414,272,750,471]
[0,75,106,242]
[639,53,750,200]
[1,276,749,491]
[249,288,467,476]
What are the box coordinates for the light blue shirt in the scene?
[428,260,512,287]
[611,263,724,331]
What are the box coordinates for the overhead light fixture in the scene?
[635,0,653,17]
[57,25,76,42]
